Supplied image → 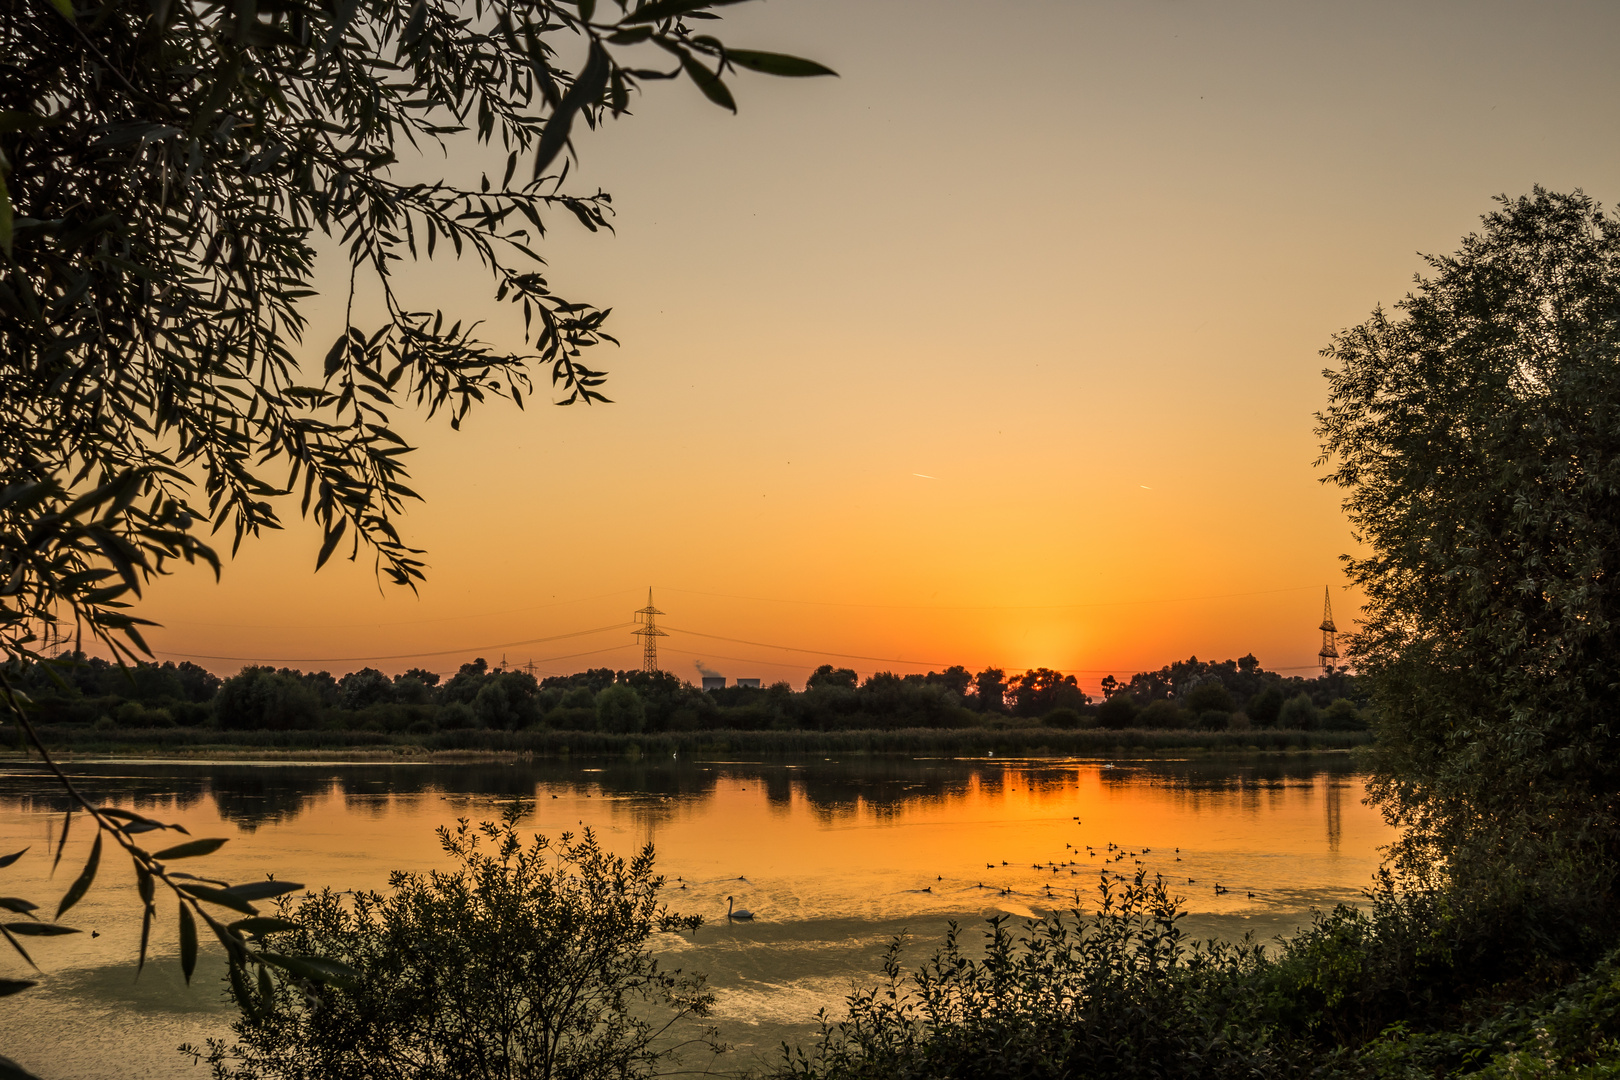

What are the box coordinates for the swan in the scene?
[727,896,755,921]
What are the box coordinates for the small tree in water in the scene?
[194,809,715,1080]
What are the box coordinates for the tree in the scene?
[216,665,322,730]
[595,681,646,733]
[0,0,828,1046]
[1317,188,1620,910]
[0,0,830,664]
[336,666,395,710]
[195,812,715,1080]
[1006,667,1088,718]
[972,667,1006,712]
[807,664,859,690]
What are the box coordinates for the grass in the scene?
[7,723,1372,759]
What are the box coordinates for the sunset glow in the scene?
[119,0,1620,691]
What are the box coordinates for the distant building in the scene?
[735,678,761,689]
[702,675,726,691]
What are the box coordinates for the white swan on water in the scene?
[727,896,755,920]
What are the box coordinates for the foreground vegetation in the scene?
[779,869,1620,1080]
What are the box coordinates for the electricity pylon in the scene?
[633,588,667,675]
[1318,586,1338,671]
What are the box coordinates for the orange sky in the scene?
[130,0,1620,693]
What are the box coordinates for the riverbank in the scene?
[5,724,1372,760]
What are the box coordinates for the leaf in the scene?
[724,49,837,77]
[228,958,253,1012]
[136,862,155,976]
[55,832,100,920]
[179,883,258,916]
[0,848,25,869]
[0,1053,47,1080]
[3,923,80,937]
[0,979,37,998]
[178,904,197,984]
[225,880,305,902]
[681,54,735,111]
[0,924,36,969]
[152,838,228,861]
[48,0,74,22]
[533,41,609,179]
[229,916,300,937]
[0,899,36,915]
[96,807,186,835]
[261,952,359,989]
[314,517,346,571]
[51,812,70,875]
[620,0,743,25]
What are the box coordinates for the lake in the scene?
[0,752,1392,1078]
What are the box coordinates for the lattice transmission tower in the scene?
[1317,586,1338,671]
[633,588,667,675]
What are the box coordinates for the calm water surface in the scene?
[0,753,1392,1078]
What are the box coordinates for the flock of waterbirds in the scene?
[679,812,1265,924]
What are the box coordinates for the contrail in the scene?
[914,473,936,479]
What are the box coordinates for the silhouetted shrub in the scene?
[201,813,714,1080]
[1139,700,1186,729]
[1279,692,1319,730]
[1043,707,1083,730]
[1184,680,1236,715]
[1247,686,1285,727]
[781,870,1304,1080]
[597,684,647,734]
[1321,698,1365,731]
[1095,694,1139,728]
[115,701,175,728]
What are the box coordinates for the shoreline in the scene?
[2,725,1372,763]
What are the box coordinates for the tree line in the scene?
[16,651,1366,737]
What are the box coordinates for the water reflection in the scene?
[0,753,1364,825]
[0,752,1392,1080]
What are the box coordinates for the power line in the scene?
[153,622,633,665]
[657,583,1324,612]
[663,625,954,668]
[145,588,642,631]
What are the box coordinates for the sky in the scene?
[134,0,1620,692]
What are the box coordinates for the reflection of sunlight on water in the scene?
[0,753,1391,1078]
[711,977,856,1027]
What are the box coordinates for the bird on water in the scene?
[727,896,755,920]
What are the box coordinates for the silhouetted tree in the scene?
[807,664,860,690]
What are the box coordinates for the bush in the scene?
[115,701,175,728]
[597,683,647,734]
[1042,707,1084,730]
[437,701,476,730]
[780,870,1306,1080]
[1247,686,1285,727]
[1184,680,1236,715]
[1321,698,1365,731]
[1095,694,1139,728]
[1278,692,1319,730]
[1139,699,1186,729]
[200,811,716,1080]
